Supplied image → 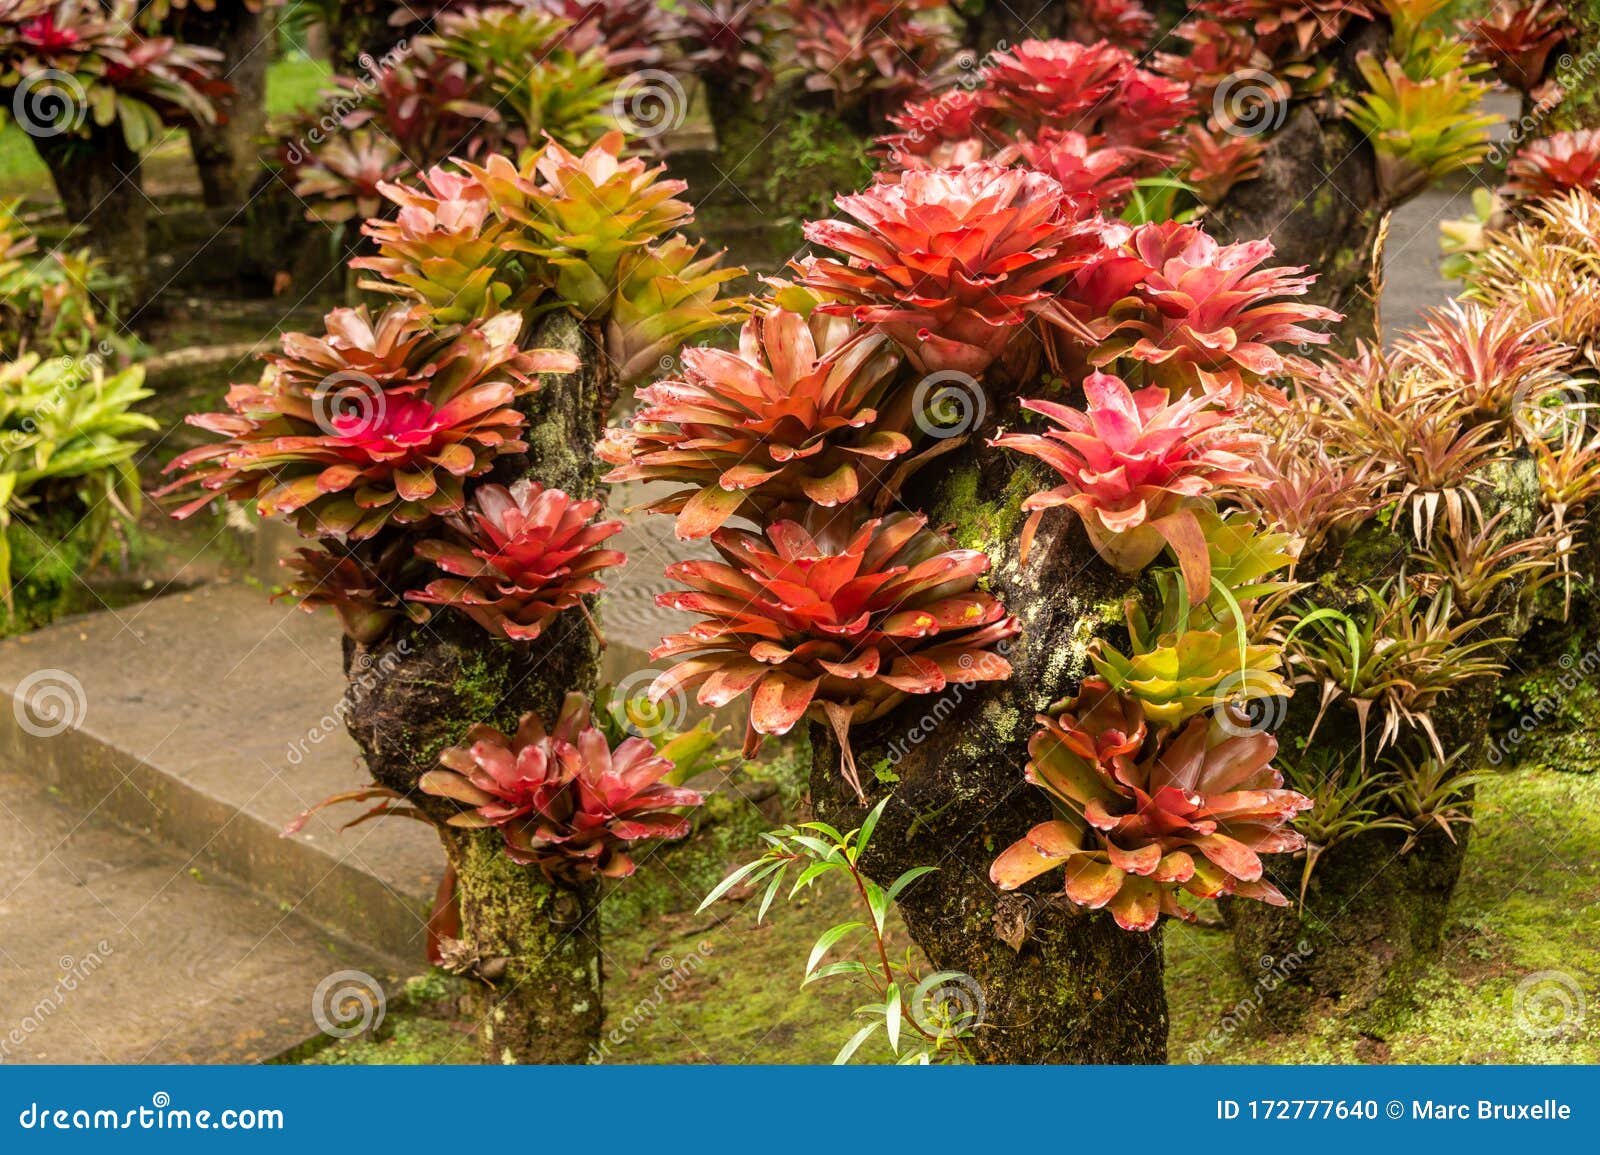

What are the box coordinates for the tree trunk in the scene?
[326,4,409,75]
[1224,821,1472,1023]
[175,3,274,208]
[1224,461,1539,1018]
[35,129,147,306]
[1206,23,1391,348]
[808,423,1169,1064]
[340,312,612,1064]
[1555,2,1600,130]
[964,6,1072,54]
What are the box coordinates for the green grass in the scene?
[0,55,333,201]
[297,762,1600,1066]
[266,54,332,118]
[0,123,49,199]
[1166,767,1600,1064]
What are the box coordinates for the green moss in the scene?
[2,510,164,637]
[709,97,876,244]
[1167,767,1600,1063]
[934,463,1033,557]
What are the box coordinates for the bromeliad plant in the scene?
[0,0,220,149]
[0,352,155,608]
[785,0,952,122]
[422,691,703,883]
[700,799,976,1064]
[160,307,569,538]
[1039,219,1338,406]
[797,163,1081,376]
[599,301,906,537]
[993,372,1270,594]
[990,679,1312,930]
[408,480,626,643]
[648,510,1019,798]
[0,198,103,358]
[1503,129,1600,203]
[1341,52,1498,204]
[1466,0,1573,96]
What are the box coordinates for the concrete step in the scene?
[0,768,398,1063]
[0,582,442,965]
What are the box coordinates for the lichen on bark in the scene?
[1223,459,1541,1020]
[807,404,1169,1064]
[339,311,612,1063]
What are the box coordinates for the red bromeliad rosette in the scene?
[422,691,703,883]
[990,678,1312,931]
[409,480,626,642]
[991,371,1270,599]
[796,163,1082,376]
[598,303,906,538]
[647,511,1018,800]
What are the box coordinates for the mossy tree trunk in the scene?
[1554,2,1600,130]
[341,312,612,1064]
[1224,461,1541,1020]
[173,2,274,208]
[35,128,147,306]
[1207,23,1390,348]
[808,402,1169,1064]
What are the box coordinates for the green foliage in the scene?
[699,800,973,1064]
[1342,51,1498,203]
[0,353,154,606]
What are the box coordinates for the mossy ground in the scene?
[297,761,1599,1065]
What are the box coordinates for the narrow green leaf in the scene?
[696,856,772,912]
[857,797,890,852]
[802,960,873,987]
[789,861,834,898]
[805,921,866,978]
[885,984,902,1054]
[886,865,937,903]
[833,1020,882,1065]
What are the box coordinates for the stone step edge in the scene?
[0,707,434,969]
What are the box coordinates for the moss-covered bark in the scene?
[807,421,1169,1064]
[1224,460,1541,1019]
[1207,23,1390,348]
[1555,2,1600,130]
[172,3,273,208]
[34,129,147,304]
[340,312,611,1063]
